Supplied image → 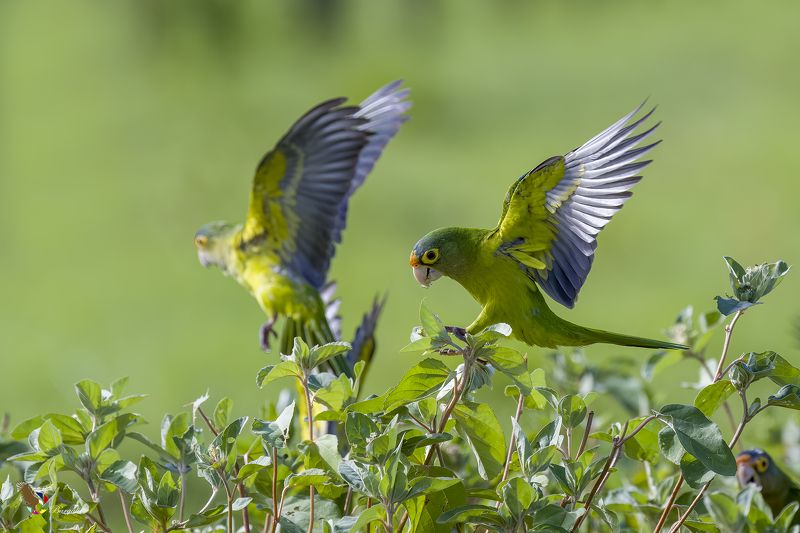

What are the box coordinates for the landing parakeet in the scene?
[195,81,410,376]
[410,104,686,350]
[737,449,800,522]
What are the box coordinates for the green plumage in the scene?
[410,105,686,351]
[737,449,800,523]
[195,82,410,375]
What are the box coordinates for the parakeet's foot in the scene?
[445,326,467,341]
[259,318,278,352]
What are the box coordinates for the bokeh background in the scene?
[2,0,799,461]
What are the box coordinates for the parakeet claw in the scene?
[259,318,278,352]
[445,326,467,340]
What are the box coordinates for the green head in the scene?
[736,449,793,508]
[194,221,238,271]
[409,227,480,287]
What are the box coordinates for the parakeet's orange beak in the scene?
[736,454,755,487]
[410,252,443,288]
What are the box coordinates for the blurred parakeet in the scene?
[410,104,686,350]
[737,449,800,521]
[196,81,410,377]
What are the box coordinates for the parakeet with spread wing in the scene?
[195,81,410,376]
[410,104,686,350]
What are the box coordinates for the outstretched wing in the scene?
[242,82,410,288]
[494,104,660,308]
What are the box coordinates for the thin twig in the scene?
[119,491,135,533]
[655,310,744,532]
[713,310,743,380]
[668,390,750,532]
[222,477,234,533]
[576,411,594,459]
[85,512,111,533]
[496,393,526,509]
[398,356,472,531]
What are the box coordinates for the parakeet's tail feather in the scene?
[583,327,687,351]
[348,294,387,384]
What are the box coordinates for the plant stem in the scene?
[654,475,683,533]
[654,310,744,532]
[496,393,526,509]
[85,512,111,533]
[576,411,594,459]
[272,446,279,531]
[222,477,234,533]
[179,471,186,521]
[571,415,657,532]
[119,491,135,533]
[398,355,473,531]
[198,406,251,532]
[308,485,315,533]
[713,310,743,380]
[667,390,750,532]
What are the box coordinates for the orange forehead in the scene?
[410,252,420,267]
[736,454,752,465]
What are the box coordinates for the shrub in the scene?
[0,256,796,532]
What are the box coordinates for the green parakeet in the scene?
[195,81,410,376]
[410,104,686,350]
[737,449,800,522]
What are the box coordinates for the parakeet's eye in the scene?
[195,235,209,247]
[421,248,440,264]
[755,457,769,473]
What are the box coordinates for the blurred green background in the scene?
[1,1,798,453]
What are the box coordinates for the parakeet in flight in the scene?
[737,449,800,522]
[410,104,686,350]
[196,81,410,376]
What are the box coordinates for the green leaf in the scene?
[658,404,736,476]
[420,300,448,339]
[345,412,379,450]
[501,476,536,520]
[257,361,302,388]
[767,384,800,410]
[231,496,252,511]
[45,414,86,445]
[694,380,736,417]
[11,416,45,440]
[347,502,386,532]
[99,460,138,493]
[213,397,233,430]
[558,395,587,428]
[453,401,505,480]
[658,427,684,465]
[75,379,102,413]
[161,412,190,459]
[404,476,459,501]
[681,454,715,489]
[286,468,330,489]
[383,358,451,412]
[436,504,505,527]
[36,420,63,455]
[622,416,660,463]
[485,346,528,377]
[704,491,744,531]
[87,419,119,459]
[338,460,380,498]
[308,342,351,369]
[715,297,757,316]
[253,401,294,448]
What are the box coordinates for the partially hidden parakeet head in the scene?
[410,227,481,287]
[194,221,239,270]
[736,449,794,511]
